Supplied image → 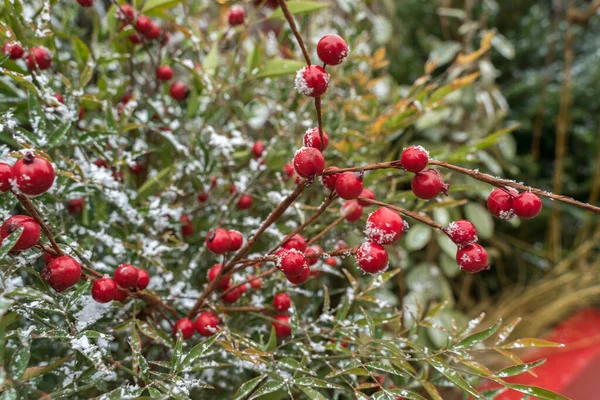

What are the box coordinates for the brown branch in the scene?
[357,197,444,230]
[321,160,403,175]
[567,0,600,25]
[315,97,324,150]
[277,0,312,66]
[306,214,345,246]
[15,193,63,256]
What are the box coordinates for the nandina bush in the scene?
[0,1,595,399]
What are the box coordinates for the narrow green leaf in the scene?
[372,388,427,400]
[493,359,546,378]
[0,226,22,260]
[499,338,563,350]
[249,380,284,399]
[277,358,315,376]
[141,0,180,13]
[428,357,482,399]
[137,166,175,200]
[181,333,220,369]
[232,374,267,400]
[203,41,219,76]
[250,58,305,79]
[494,317,521,345]
[499,383,569,400]
[454,318,502,349]
[264,325,277,351]
[325,360,365,378]
[294,377,344,390]
[9,344,30,379]
[365,361,406,377]
[298,386,327,400]
[269,1,329,19]
[170,331,183,373]
[360,307,375,337]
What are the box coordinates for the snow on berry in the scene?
[456,244,489,273]
[487,187,518,220]
[355,242,389,274]
[400,145,429,173]
[303,127,329,150]
[444,220,478,247]
[293,147,325,179]
[365,207,404,245]
[294,65,329,97]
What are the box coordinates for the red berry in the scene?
[135,15,153,35]
[156,65,173,81]
[487,187,518,220]
[43,253,56,266]
[195,312,220,336]
[325,257,339,267]
[342,200,363,222]
[173,318,195,339]
[67,198,85,214]
[249,275,262,289]
[0,162,14,192]
[77,0,94,7]
[144,23,162,40]
[198,191,208,202]
[252,141,266,158]
[169,81,189,101]
[117,4,135,21]
[303,128,329,150]
[0,215,40,251]
[400,146,429,173]
[237,194,253,209]
[207,264,230,290]
[228,184,237,194]
[228,230,243,251]
[180,214,193,237]
[365,207,404,245]
[53,93,65,104]
[317,34,349,66]
[295,65,329,97]
[129,33,142,44]
[13,152,55,196]
[2,41,24,60]
[91,278,117,303]
[283,162,295,179]
[278,249,307,277]
[42,256,82,292]
[228,5,245,26]
[273,314,292,338]
[335,172,363,200]
[273,293,291,312]
[26,47,52,70]
[206,228,232,254]
[411,169,448,200]
[114,264,139,288]
[358,188,375,207]
[356,242,388,274]
[222,285,244,303]
[456,244,489,273]
[321,166,340,190]
[137,269,150,290]
[254,0,279,8]
[114,289,128,303]
[282,233,307,252]
[293,147,325,179]
[513,192,542,219]
[304,245,322,266]
[285,263,310,284]
[444,220,478,247]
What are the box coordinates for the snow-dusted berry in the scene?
[487,187,518,220]
[286,264,310,284]
[273,314,291,338]
[137,269,150,290]
[206,228,232,254]
[223,285,244,303]
[207,264,231,289]
[0,215,41,251]
[342,200,363,222]
[156,65,174,81]
[273,293,291,312]
[513,192,542,219]
[228,230,244,251]
[42,256,82,292]
[278,249,307,277]
[401,146,429,173]
[303,128,329,150]
[355,242,388,274]
[170,81,189,101]
[282,233,307,252]
[295,65,329,97]
[335,172,363,200]
[228,5,245,26]
[304,245,322,266]
[114,264,139,288]
[252,141,266,158]
[0,162,13,192]
[444,220,478,247]
[321,166,340,190]
[237,194,253,210]
[26,47,52,70]
[358,188,375,206]
[317,34,349,65]
[117,4,135,21]
[2,41,24,60]
[173,318,195,339]
[92,278,117,303]
[456,244,489,273]
[13,152,55,196]
[293,147,325,179]
[366,207,404,245]
[196,312,220,336]
[411,169,448,200]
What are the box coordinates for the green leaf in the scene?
[421,380,443,400]
[404,224,432,251]
[137,165,175,200]
[499,338,563,350]
[246,43,261,77]
[9,343,30,379]
[325,360,366,378]
[277,358,315,375]
[364,268,401,293]
[454,318,502,349]
[464,203,494,240]
[428,357,483,399]
[137,320,174,347]
[249,380,284,399]
[0,226,22,260]
[180,333,220,370]
[203,41,219,76]
[72,37,90,68]
[264,325,277,351]
[498,383,569,400]
[141,0,180,13]
[148,387,163,398]
[360,307,375,337]
[170,331,184,373]
[494,318,521,345]
[269,1,329,19]
[493,359,546,378]
[250,58,305,79]
[233,374,267,400]
[372,388,427,400]
[298,386,327,400]
[21,354,72,382]
[365,361,406,377]
[48,122,72,146]
[294,377,344,390]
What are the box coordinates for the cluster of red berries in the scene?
[274,234,316,284]
[401,146,449,200]
[207,263,248,303]
[487,187,543,220]
[173,311,220,340]
[205,228,244,254]
[116,4,168,45]
[272,292,292,338]
[2,42,52,71]
[443,220,489,273]
[91,264,150,303]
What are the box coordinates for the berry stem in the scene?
[14,193,63,256]
[306,214,346,246]
[357,197,444,230]
[315,97,324,151]
[277,0,312,66]
[220,267,277,298]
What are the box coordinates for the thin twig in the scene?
[277,0,312,65]
[357,197,444,230]
[315,97,324,150]
[306,214,345,246]
[15,193,63,256]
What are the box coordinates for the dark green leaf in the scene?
[232,374,267,400]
